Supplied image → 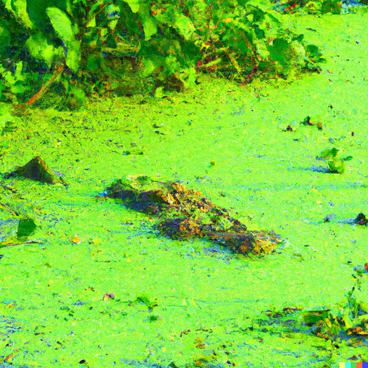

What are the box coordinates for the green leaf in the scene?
[65,46,81,72]
[7,0,34,29]
[124,0,141,13]
[46,7,81,71]
[343,156,353,162]
[10,81,30,94]
[142,16,157,41]
[17,217,37,239]
[46,7,74,43]
[319,147,339,159]
[306,44,325,63]
[328,159,345,173]
[267,38,290,68]
[174,14,197,41]
[302,311,328,326]
[0,25,11,54]
[25,33,64,67]
[14,61,26,82]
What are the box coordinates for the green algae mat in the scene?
[1,13,368,368]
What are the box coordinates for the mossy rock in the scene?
[4,156,66,186]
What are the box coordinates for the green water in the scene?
[0,13,368,368]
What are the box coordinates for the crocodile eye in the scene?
[355,213,366,222]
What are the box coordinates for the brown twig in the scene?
[26,64,65,107]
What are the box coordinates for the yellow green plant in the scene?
[318,147,353,174]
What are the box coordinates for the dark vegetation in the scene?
[0,0,328,112]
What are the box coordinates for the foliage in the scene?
[300,264,368,345]
[252,265,368,354]
[0,0,326,110]
[318,147,353,174]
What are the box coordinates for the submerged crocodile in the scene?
[103,175,282,256]
[1,157,282,255]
